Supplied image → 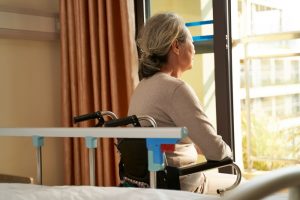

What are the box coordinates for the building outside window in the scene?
[232,0,300,175]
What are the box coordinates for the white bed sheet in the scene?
[0,183,218,200]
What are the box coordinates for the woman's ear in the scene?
[170,40,180,55]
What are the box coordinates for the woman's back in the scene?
[127,12,233,193]
[128,72,199,167]
[129,72,185,128]
[128,72,202,191]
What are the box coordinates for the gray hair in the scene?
[137,13,187,79]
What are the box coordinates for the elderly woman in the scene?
[127,12,234,194]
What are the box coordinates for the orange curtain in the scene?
[60,0,137,186]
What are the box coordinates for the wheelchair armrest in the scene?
[176,157,233,176]
[165,157,242,194]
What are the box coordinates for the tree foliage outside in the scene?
[241,111,300,171]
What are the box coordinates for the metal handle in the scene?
[137,115,157,127]
[101,111,118,120]
[217,163,242,195]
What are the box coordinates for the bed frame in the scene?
[0,126,187,186]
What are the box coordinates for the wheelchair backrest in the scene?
[104,115,167,187]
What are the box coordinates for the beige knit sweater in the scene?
[128,72,232,191]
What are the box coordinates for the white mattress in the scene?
[0,183,219,200]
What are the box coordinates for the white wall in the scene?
[0,0,64,185]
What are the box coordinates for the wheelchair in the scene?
[104,114,242,194]
[74,111,241,194]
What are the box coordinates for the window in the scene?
[232,0,300,172]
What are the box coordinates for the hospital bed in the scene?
[0,166,299,200]
[0,113,299,200]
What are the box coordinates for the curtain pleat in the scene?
[60,0,137,186]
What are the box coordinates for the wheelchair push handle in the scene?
[74,111,103,123]
[73,111,118,127]
[104,115,141,127]
[104,115,157,127]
